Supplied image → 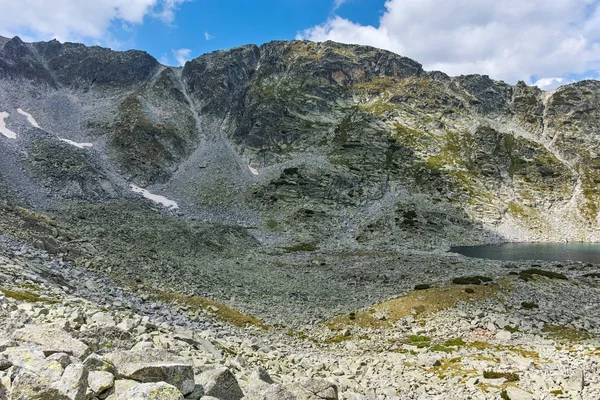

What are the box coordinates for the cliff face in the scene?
[0,36,599,248]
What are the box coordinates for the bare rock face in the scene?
[116,382,184,400]
[105,349,194,395]
[1,35,600,252]
[11,325,90,359]
[196,367,244,400]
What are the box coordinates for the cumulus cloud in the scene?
[0,0,190,43]
[172,48,192,66]
[298,0,600,85]
[533,77,567,90]
[204,31,215,40]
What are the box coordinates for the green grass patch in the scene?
[521,302,539,310]
[504,325,520,333]
[452,276,493,285]
[1,288,57,303]
[483,370,519,382]
[414,284,431,290]
[325,334,353,344]
[519,269,567,281]
[542,325,594,343]
[282,243,318,252]
[407,334,431,348]
[444,337,465,347]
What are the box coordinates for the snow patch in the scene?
[0,112,17,139]
[17,108,40,128]
[248,165,259,176]
[130,184,179,209]
[59,138,93,149]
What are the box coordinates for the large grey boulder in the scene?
[11,325,90,358]
[6,348,88,399]
[54,363,89,400]
[505,387,534,400]
[105,349,194,395]
[117,382,184,400]
[88,370,114,395]
[285,378,338,400]
[196,367,244,400]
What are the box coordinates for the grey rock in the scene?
[88,370,114,395]
[55,363,88,400]
[105,349,194,395]
[11,325,90,358]
[117,382,184,400]
[196,367,244,400]
[286,378,338,400]
[505,386,534,400]
[83,353,117,374]
[565,370,584,392]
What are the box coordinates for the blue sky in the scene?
[122,0,386,66]
[0,0,599,89]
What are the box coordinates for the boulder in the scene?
[196,367,244,400]
[11,325,90,358]
[117,382,184,400]
[105,349,194,395]
[261,384,297,400]
[286,378,338,400]
[88,370,115,395]
[83,353,117,374]
[54,363,88,400]
[505,387,534,400]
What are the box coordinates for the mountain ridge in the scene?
[0,35,599,248]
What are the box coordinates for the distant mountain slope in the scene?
[0,35,599,248]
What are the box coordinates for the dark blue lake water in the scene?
[450,243,600,263]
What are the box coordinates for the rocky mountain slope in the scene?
[1,35,600,399]
[1,36,600,249]
[0,223,599,399]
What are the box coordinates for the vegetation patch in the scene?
[542,325,595,343]
[520,302,539,310]
[583,272,600,279]
[414,284,431,290]
[452,276,493,285]
[1,288,57,303]
[519,269,567,281]
[483,371,519,382]
[325,333,353,344]
[407,334,431,348]
[150,289,267,329]
[326,284,500,329]
[504,325,520,333]
[282,243,319,252]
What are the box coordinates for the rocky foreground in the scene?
[0,232,599,400]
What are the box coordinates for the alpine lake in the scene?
[451,242,600,263]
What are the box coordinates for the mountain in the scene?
[1,35,599,251]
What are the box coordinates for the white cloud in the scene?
[299,0,600,84]
[533,77,567,90]
[204,31,215,40]
[159,54,170,65]
[172,48,192,66]
[0,0,190,43]
[333,0,347,11]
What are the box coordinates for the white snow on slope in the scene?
[0,112,17,139]
[59,138,93,149]
[130,184,179,209]
[17,108,40,128]
[248,165,259,176]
